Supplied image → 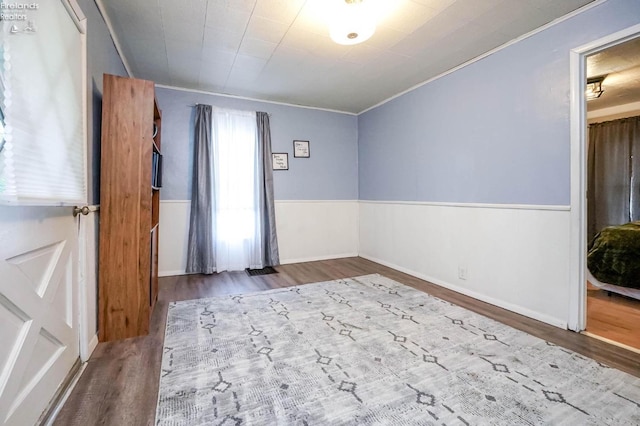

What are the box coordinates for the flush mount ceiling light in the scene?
[586,76,606,100]
[329,0,376,46]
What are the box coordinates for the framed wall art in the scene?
[293,140,310,158]
[272,153,289,170]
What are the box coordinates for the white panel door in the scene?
[0,206,80,426]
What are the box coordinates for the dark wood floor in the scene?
[54,257,640,426]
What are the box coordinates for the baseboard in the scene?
[80,333,99,362]
[87,334,98,359]
[279,253,359,265]
[159,254,358,276]
[159,269,187,277]
[359,253,568,329]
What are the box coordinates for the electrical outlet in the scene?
[458,266,467,280]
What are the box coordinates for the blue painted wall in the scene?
[156,87,358,201]
[358,0,640,205]
[77,0,128,204]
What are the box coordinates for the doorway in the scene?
[569,24,640,351]
[585,37,640,350]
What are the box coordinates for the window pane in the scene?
[0,46,6,195]
[0,2,85,205]
[213,110,257,242]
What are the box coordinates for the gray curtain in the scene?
[186,104,216,274]
[587,116,640,241]
[256,112,280,266]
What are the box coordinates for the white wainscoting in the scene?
[158,201,191,277]
[274,200,359,264]
[158,200,359,276]
[159,199,570,329]
[359,201,572,328]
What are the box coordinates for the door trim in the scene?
[568,23,640,331]
[69,1,97,362]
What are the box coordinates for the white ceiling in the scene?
[101,0,596,113]
[587,37,640,111]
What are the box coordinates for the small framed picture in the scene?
[272,153,289,170]
[293,140,310,158]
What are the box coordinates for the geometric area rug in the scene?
[156,274,640,425]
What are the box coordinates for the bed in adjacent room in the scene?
[587,221,640,300]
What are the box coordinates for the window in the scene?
[211,108,262,270]
[0,47,6,195]
[0,0,86,205]
[213,109,259,242]
[186,107,278,274]
[0,108,5,195]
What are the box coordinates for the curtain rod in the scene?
[188,104,271,116]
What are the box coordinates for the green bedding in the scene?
[587,221,640,289]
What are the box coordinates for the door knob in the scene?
[73,206,91,217]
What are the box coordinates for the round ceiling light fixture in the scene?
[329,0,376,46]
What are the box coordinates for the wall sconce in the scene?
[586,76,606,100]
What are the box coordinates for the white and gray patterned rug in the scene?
[156,274,640,425]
